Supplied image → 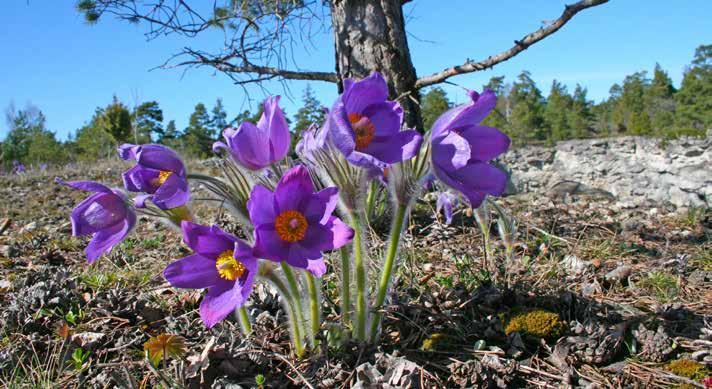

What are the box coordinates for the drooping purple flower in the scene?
[13,160,26,174]
[436,192,458,225]
[325,72,422,172]
[57,179,136,263]
[430,89,510,208]
[164,221,257,328]
[247,165,354,276]
[213,96,290,170]
[118,143,189,210]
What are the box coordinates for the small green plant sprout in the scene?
[70,348,89,370]
[143,333,187,367]
[473,200,492,273]
[64,310,77,326]
[255,374,266,389]
[492,200,518,287]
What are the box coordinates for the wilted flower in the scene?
[118,143,189,210]
[247,165,354,275]
[163,221,257,328]
[213,96,290,170]
[325,72,422,173]
[436,192,458,225]
[430,89,510,208]
[57,179,136,263]
[143,333,187,366]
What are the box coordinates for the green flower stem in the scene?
[339,246,351,330]
[304,272,321,340]
[237,306,252,335]
[349,210,368,341]
[263,271,305,357]
[369,203,408,341]
[280,262,313,348]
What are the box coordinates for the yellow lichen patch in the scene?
[420,332,446,351]
[504,309,564,339]
[666,359,708,380]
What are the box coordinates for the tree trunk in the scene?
[330,0,423,132]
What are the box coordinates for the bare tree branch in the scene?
[174,48,338,83]
[414,0,609,89]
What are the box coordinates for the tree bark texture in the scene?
[330,0,423,131]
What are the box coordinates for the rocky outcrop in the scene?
[501,134,711,208]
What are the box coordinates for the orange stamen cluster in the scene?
[154,170,173,186]
[274,210,308,243]
[215,250,246,281]
[348,113,376,150]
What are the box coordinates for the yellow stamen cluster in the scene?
[348,113,376,150]
[154,170,173,186]
[274,210,308,243]
[215,250,246,281]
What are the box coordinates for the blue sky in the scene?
[1,1,710,140]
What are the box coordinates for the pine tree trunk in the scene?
[330,0,423,131]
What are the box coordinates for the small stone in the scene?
[23,222,37,232]
[0,245,16,258]
[604,265,632,283]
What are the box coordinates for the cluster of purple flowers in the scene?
[59,71,509,342]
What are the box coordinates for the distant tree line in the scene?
[422,44,711,145]
[1,45,710,169]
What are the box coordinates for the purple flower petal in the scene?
[362,101,403,136]
[342,72,390,115]
[128,144,185,174]
[431,89,497,137]
[85,213,135,263]
[324,216,355,250]
[56,179,112,194]
[200,279,242,328]
[256,96,290,163]
[71,192,128,236]
[247,185,277,228]
[164,254,221,289]
[122,165,161,193]
[273,165,313,212]
[436,192,457,225]
[133,194,153,208]
[306,258,327,277]
[458,125,511,162]
[224,122,273,170]
[361,130,423,165]
[253,226,291,262]
[152,172,190,210]
[432,131,472,170]
[303,187,339,224]
[433,162,506,208]
[181,221,235,257]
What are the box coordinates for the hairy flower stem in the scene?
[281,262,313,348]
[304,272,321,344]
[237,306,252,335]
[263,272,305,357]
[369,203,408,341]
[339,246,352,331]
[349,210,369,341]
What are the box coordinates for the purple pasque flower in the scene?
[247,165,354,276]
[57,179,136,263]
[213,96,290,170]
[118,143,189,210]
[164,221,258,328]
[430,89,510,208]
[436,191,458,225]
[13,160,26,174]
[326,72,422,172]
